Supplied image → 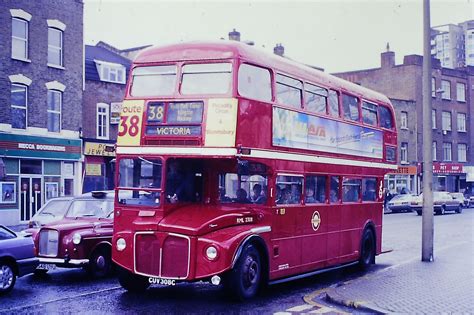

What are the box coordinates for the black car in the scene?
[0,225,38,294]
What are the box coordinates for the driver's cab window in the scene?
[276,175,303,205]
[165,158,203,204]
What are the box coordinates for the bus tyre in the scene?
[0,262,16,295]
[359,229,375,271]
[228,244,261,301]
[88,248,112,278]
[118,267,150,292]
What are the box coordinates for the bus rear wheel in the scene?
[359,228,375,270]
[227,244,261,301]
[118,267,150,292]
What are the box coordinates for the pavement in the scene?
[316,240,474,314]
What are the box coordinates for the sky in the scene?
[84,0,473,73]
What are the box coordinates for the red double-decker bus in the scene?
[112,41,397,300]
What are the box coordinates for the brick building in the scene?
[334,50,474,194]
[82,42,131,192]
[0,0,83,225]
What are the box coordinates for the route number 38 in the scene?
[118,115,140,137]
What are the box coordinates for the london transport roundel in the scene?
[311,211,321,231]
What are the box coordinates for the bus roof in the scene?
[134,41,391,106]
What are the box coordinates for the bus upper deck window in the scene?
[238,63,271,101]
[276,74,303,109]
[181,63,232,95]
[362,101,378,126]
[342,93,360,122]
[379,106,393,129]
[130,65,177,97]
[328,90,339,117]
[305,83,327,114]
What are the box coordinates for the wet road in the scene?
[1,207,472,314]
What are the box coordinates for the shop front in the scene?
[0,133,82,225]
[83,141,115,193]
[385,166,419,195]
[421,162,465,193]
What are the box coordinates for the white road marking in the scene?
[286,304,314,312]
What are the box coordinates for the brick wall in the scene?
[0,0,83,132]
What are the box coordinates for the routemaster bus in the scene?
[112,41,397,300]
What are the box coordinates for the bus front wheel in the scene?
[359,228,375,270]
[118,267,150,292]
[227,244,262,301]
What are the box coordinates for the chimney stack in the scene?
[228,29,240,41]
[381,43,395,68]
[274,43,284,56]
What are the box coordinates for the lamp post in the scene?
[422,0,434,262]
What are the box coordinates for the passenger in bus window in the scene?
[166,160,193,203]
[251,184,267,204]
[291,185,301,204]
[277,188,292,204]
[235,188,251,203]
[305,187,317,203]
[363,180,377,201]
[219,187,232,203]
[330,177,340,203]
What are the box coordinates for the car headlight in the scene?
[72,233,82,245]
[206,246,218,260]
[116,238,126,251]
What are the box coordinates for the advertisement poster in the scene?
[272,107,383,158]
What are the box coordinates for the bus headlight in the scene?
[116,238,126,251]
[72,233,82,245]
[206,246,218,260]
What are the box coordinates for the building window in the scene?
[432,109,436,129]
[432,142,437,161]
[11,84,27,129]
[443,142,452,161]
[431,77,436,97]
[400,142,408,164]
[441,80,451,100]
[458,144,467,162]
[456,83,466,102]
[47,90,62,132]
[95,61,126,84]
[11,18,28,60]
[48,28,63,67]
[400,111,408,129]
[441,111,451,131]
[97,103,110,139]
[457,113,466,132]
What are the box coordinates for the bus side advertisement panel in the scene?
[272,107,383,159]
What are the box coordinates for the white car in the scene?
[410,191,462,215]
[387,194,415,213]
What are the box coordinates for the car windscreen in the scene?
[37,200,71,218]
[66,200,114,218]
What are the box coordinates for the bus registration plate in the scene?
[148,277,176,286]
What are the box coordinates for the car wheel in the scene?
[226,244,262,301]
[118,267,150,292]
[440,205,446,215]
[87,248,112,278]
[417,210,422,216]
[0,262,16,295]
[456,204,463,214]
[359,228,375,270]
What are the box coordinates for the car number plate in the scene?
[37,263,56,271]
[148,277,176,286]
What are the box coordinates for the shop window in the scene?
[4,159,19,175]
[44,160,61,175]
[20,160,42,174]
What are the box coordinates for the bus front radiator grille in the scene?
[161,235,189,278]
[135,234,161,276]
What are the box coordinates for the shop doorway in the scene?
[19,177,42,222]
